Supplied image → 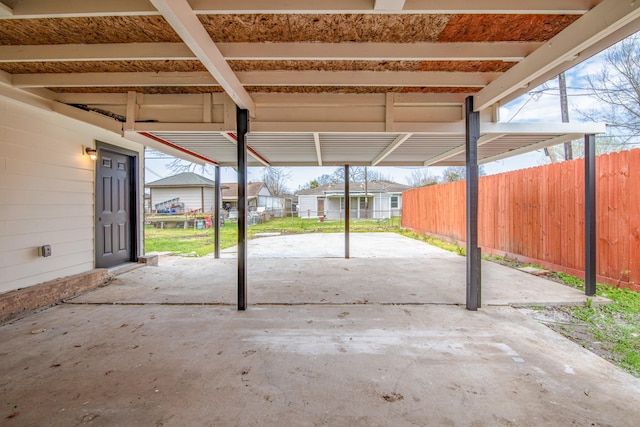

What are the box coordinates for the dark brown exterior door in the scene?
[95,146,134,268]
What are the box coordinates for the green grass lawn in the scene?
[144,216,401,256]
[566,284,640,377]
[144,224,237,257]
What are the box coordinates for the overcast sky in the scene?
[145,35,630,190]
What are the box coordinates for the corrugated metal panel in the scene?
[320,133,399,163]
[150,132,237,163]
[446,134,564,163]
[387,134,465,163]
[247,133,317,163]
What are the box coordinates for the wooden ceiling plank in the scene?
[474,0,640,111]
[150,0,255,114]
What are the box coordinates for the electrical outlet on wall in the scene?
[40,245,52,257]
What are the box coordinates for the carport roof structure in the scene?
[2,0,638,166]
[1,0,638,310]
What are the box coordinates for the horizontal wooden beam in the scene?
[13,72,218,87]
[13,71,499,88]
[0,0,598,19]
[0,42,542,62]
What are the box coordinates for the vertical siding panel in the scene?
[559,161,569,268]
[566,159,577,270]
[618,151,630,284]
[629,150,640,285]
[540,165,549,261]
[555,161,563,266]
[531,168,541,261]
[524,169,531,259]
[599,154,611,279]
[596,154,606,278]
[575,158,585,271]
[498,174,504,252]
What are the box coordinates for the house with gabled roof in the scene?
[146,172,226,214]
[296,181,410,220]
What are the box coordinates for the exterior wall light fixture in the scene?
[85,147,97,160]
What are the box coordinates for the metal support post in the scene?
[237,107,249,310]
[465,96,481,310]
[214,165,221,259]
[344,165,350,259]
[585,134,596,296]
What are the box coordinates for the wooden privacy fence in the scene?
[402,149,640,291]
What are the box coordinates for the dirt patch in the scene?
[517,307,619,367]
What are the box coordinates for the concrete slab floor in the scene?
[74,233,606,307]
[3,233,632,426]
[2,304,639,426]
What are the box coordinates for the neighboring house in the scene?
[222,182,286,217]
[296,181,410,220]
[146,172,225,214]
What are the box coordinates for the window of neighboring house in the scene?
[391,196,399,209]
[359,197,367,210]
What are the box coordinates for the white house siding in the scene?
[374,196,392,219]
[151,187,213,213]
[326,198,342,220]
[297,195,318,218]
[203,188,215,213]
[297,193,402,220]
[0,96,144,293]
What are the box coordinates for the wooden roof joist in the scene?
[0,0,600,19]
[0,42,542,63]
[12,71,501,88]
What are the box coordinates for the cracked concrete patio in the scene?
[1,233,639,426]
